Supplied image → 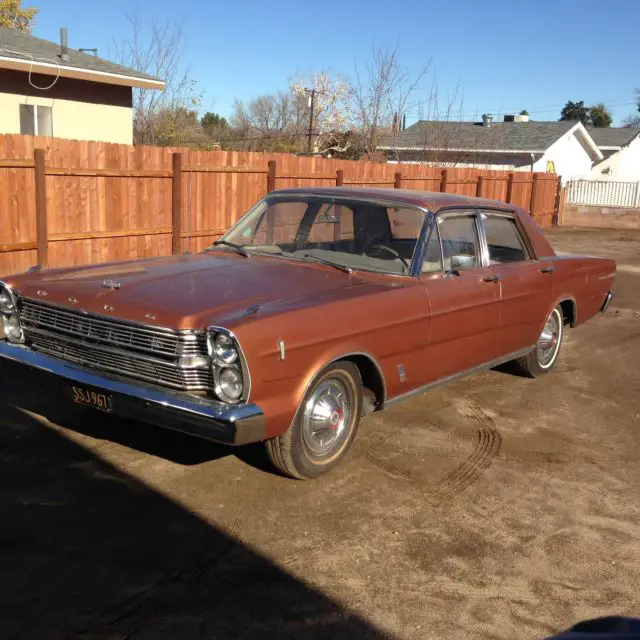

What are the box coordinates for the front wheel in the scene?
[265,362,363,479]
[512,306,564,378]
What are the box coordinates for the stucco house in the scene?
[379,115,603,183]
[0,26,164,144]
[587,128,640,180]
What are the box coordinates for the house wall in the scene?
[562,204,640,229]
[0,70,133,144]
[589,137,640,180]
[533,128,596,183]
[388,151,537,171]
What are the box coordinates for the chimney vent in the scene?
[482,113,493,128]
[59,27,70,62]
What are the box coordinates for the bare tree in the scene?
[350,45,430,158]
[112,12,201,145]
[623,88,640,128]
[290,71,352,154]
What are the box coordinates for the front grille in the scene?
[19,298,210,392]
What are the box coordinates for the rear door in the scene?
[477,210,555,353]
[419,210,503,382]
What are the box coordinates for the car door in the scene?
[419,210,503,383]
[477,210,555,354]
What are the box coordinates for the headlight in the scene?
[217,367,243,402]
[207,328,247,403]
[0,288,15,313]
[2,314,24,343]
[208,332,238,365]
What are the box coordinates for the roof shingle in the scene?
[586,127,640,149]
[380,120,578,152]
[0,26,161,83]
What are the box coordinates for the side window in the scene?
[437,214,480,271]
[421,224,443,273]
[483,215,528,264]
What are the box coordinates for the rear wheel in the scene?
[512,306,564,378]
[265,362,362,479]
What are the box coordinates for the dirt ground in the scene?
[1,227,639,640]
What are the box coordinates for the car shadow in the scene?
[0,399,390,639]
[1,363,276,474]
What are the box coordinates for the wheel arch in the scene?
[558,297,577,327]
[297,351,386,416]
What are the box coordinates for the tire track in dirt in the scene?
[428,398,502,505]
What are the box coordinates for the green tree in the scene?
[0,0,37,31]
[559,100,590,125]
[519,109,529,116]
[201,112,228,131]
[589,103,612,128]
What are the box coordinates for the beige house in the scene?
[0,26,164,144]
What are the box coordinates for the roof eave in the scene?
[568,122,603,161]
[0,56,165,90]
[378,145,545,154]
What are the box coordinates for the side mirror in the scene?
[449,254,476,271]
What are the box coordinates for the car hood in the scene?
[7,252,369,330]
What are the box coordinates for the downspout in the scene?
[530,152,535,172]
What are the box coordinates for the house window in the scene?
[19,105,53,136]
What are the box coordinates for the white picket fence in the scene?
[566,180,640,208]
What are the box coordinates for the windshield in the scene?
[215,195,426,275]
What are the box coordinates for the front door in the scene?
[420,211,502,383]
[478,211,555,354]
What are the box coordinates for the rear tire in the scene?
[265,362,363,479]
[512,306,564,378]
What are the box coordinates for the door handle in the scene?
[483,275,501,283]
[540,266,556,274]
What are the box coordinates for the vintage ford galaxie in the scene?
[0,188,615,478]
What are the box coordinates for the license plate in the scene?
[71,385,113,413]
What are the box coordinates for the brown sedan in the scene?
[0,188,615,478]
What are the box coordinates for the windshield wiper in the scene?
[211,240,250,258]
[302,253,352,274]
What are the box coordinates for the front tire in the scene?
[265,362,363,479]
[512,306,564,378]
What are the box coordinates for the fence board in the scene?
[0,134,560,277]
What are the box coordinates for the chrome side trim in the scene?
[384,346,534,408]
[600,290,613,313]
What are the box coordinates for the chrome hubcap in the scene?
[302,378,351,457]
[537,310,561,367]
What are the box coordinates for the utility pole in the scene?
[305,88,316,153]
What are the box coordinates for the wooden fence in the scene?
[0,134,561,276]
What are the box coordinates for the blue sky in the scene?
[33,0,639,126]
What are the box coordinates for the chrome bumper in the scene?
[601,290,614,313]
[0,341,265,446]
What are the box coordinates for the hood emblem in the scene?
[102,279,121,290]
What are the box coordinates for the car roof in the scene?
[270,187,519,214]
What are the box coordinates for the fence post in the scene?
[440,169,449,193]
[394,172,402,189]
[506,172,514,203]
[635,182,640,209]
[267,160,277,193]
[34,148,48,268]
[476,175,485,198]
[529,173,540,219]
[171,152,183,255]
[552,176,563,226]
[336,169,344,186]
